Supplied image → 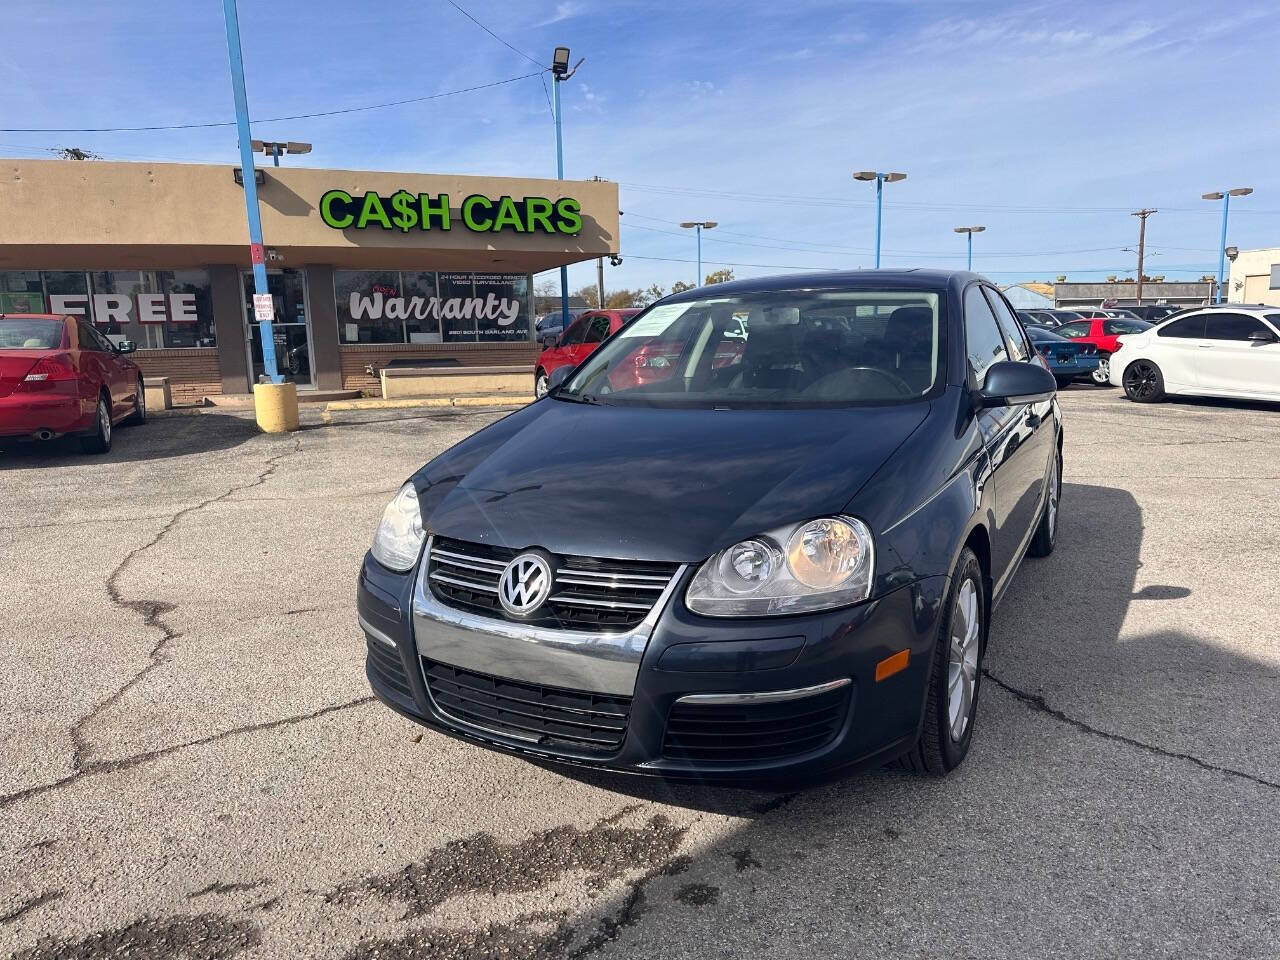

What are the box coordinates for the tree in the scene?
[571,284,601,308]
[704,268,735,285]
[670,280,695,295]
[641,283,666,305]
[534,278,560,299]
[54,146,102,160]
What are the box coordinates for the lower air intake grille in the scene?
[662,685,850,765]
[422,659,631,755]
[366,638,412,702]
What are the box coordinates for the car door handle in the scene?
[1198,343,1213,349]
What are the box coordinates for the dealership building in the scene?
[0,159,619,402]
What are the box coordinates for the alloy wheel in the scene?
[1047,454,1060,540]
[1124,361,1159,400]
[1092,358,1110,385]
[535,373,549,398]
[947,578,981,741]
[99,400,111,445]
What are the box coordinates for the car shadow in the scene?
[0,413,260,467]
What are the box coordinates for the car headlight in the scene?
[686,516,874,617]
[371,483,426,571]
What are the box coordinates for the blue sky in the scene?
[4,0,1278,294]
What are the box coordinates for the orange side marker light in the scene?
[875,649,910,682]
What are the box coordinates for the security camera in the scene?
[609,255,623,267]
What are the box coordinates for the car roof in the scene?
[663,268,984,302]
[1176,302,1279,314]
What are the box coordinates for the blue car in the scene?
[1025,324,1099,388]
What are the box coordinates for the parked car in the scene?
[533,309,641,397]
[1123,304,1183,324]
[1017,309,1059,329]
[0,313,144,453]
[1047,309,1086,324]
[1024,324,1100,388]
[1109,303,1280,404]
[535,308,590,347]
[359,270,1063,781]
[1053,316,1153,385]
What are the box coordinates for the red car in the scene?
[0,313,146,453]
[1053,315,1152,386]
[534,309,640,397]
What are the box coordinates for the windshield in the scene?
[0,317,65,350]
[559,289,942,407]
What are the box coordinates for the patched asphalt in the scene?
[1,388,1278,959]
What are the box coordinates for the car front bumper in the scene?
[358,550,949,782]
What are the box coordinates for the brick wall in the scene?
[133,349,222,404]
[339,343,540,394]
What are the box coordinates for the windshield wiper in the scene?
[555,392,603,405]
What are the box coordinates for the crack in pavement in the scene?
[984,670,1280,792]
[67,438,303,772]
[0,891,64,926]
[0,695,374,810]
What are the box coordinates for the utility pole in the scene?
[596,258,605,308]
[1131,209,1156,303]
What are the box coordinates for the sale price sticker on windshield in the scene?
[253,293,275,323]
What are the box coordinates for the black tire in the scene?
[534,368,550,399]
[899,547,985,776]
[1027,443,1061,558]
[1054,376,1073,390]
[1091,355,1112,386]
[1122,359,1165,403]
[124,377,147,425]
[79,393,113,454]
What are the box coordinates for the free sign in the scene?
[49,293,199,325]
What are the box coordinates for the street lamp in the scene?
[1202,187,1252,303]
[550,45,582,331]
[853,171,906,268]
[953,226,985,271]
[679,221,718,286]
[250,139,312,167]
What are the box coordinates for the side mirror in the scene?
[978,360,1057,407]
[547,365,574,394]
[1246,328,1277,344]
[115,340,137,354]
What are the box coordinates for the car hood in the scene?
[421,399,931,563]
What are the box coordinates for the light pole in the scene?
[679,221,718,286]
[222,0,279,384]
[853,171,906,268]
[953,226,985,271]
[251,139,312,167]
[1202,187,1252,303]
[551,46,581,332]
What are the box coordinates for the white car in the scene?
[1109,304,1280,403]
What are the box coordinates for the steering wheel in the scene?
[806,366,916,397]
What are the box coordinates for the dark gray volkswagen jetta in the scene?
[357,270,1062,781]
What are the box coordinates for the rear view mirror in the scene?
[978,360,1057,407]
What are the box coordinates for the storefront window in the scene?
[335,270,404,343]
[0,271,46,313]
[14,269,213,348]
[335,270,531,345]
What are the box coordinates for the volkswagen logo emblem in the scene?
[498,552,553,617]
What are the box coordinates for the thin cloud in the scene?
[533,1,584,28]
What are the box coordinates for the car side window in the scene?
[582,315,611,344]
[561,318,589,346]
[963,285,1009,384]
[1103,319,1144,336]
[1203,313,1271,341]
[1054,321,1086,339]
[79,320,109,352]
[1157,315,1206,339]
[982,287,1031,362]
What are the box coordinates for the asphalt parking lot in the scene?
[2,388,1278,960]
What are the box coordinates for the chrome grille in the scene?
[426,536,680,632]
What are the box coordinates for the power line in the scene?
[0,72,544,133]
[438,0,555,122]
[621,181,1279,216]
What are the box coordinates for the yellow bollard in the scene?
[253,381,299,433]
